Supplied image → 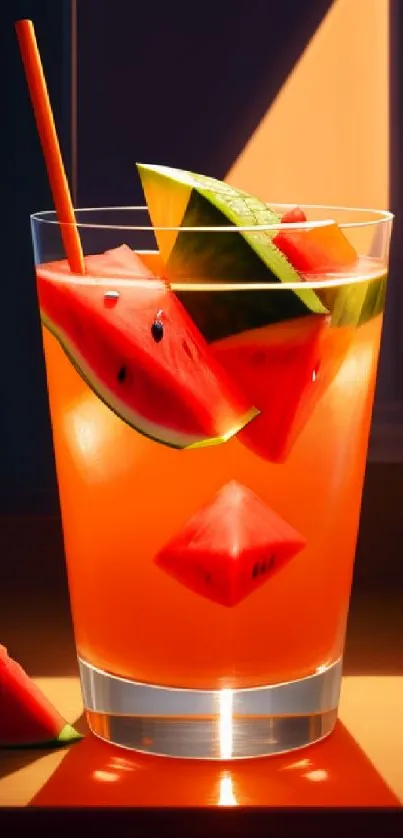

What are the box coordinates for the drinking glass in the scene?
[30,205,393,758]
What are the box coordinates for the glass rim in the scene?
[30,204,394,233]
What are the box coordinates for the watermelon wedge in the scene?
[137,163,328,340]
[273,210,387,327]
[273,217,359,274]
[211,315,352,463]
[138,165,386,334]
[37,249,258,450]
[155,481,306,607]
[211,315,326,463]
[0,645,81,748]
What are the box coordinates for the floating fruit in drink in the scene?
[273,207,386,327]
[155,481,306,607]
[137,163,327,339]
[212,316,329,462]
[37,249,258,450]
[138,165,385,334]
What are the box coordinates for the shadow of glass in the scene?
[29,721,399,808]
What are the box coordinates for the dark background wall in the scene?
[4,0,72,514]
[3,0,403,519]
[75,0,333,204]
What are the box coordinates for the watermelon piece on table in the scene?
[0,645,82,748]
[37,248,258,450]
[155,481,306,607]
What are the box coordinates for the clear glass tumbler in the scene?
[30,205,392,758]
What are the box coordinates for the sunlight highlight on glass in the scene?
[219,689,233,759]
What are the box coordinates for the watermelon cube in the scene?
[154,482,306,607]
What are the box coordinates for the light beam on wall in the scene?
[226,0,389,211]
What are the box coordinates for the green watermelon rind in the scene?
[0,724,83,750]
[138,165,387,331]
[41,312,258,450]
[137,164,328,318]
[317,271,388,328]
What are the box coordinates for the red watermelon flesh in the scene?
[0,646,81,748]
[211,315,331,463]
[280,207,307,224]
[273,217,358,275]
[37,248,258,450]
[281,321,354,448]
[84,244,158,279]
[155,481,306,607]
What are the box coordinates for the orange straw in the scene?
[15,19,85,274]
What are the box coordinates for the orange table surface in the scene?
[0,590,402,808]
[0,674,402,807]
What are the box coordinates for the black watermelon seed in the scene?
[151,320,164,342]
[252,563,259,578]
[117,365,127,383]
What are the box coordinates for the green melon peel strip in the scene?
[137,164,328,317]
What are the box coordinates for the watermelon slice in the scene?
[273,217,359,274]
[137,163,328,340]
[284,321,354,447]
[211,315,335,463]
[155,481,306,607]
[37,248,258,450]
[138,165,386,334]
[273,210,387,327]
[0,645,81,748]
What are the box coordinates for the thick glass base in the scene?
[79,657,342,760]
